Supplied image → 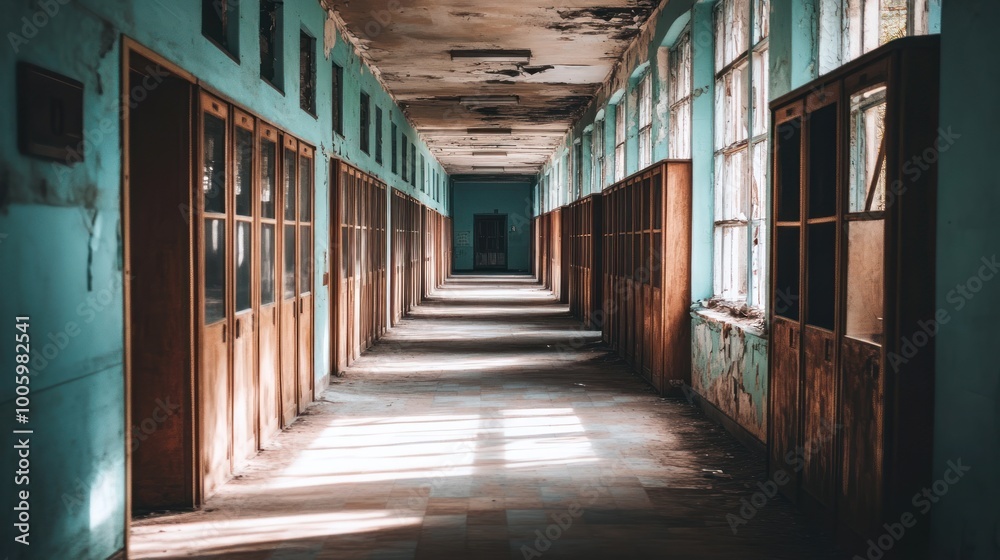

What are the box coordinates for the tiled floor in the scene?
[131,275,841,559]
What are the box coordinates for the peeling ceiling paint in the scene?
[321,0,659,174]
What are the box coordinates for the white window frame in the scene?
[668,28,693,159]
[713,0,769,307]
[593,118,606,191]
[819,0,929,74]
[638,74,653,170]
[614,101,626,182]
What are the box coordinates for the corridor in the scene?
[131,277,838,560]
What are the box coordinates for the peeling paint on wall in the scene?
[691,311,768,442]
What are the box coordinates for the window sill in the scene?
[691,299,767,338]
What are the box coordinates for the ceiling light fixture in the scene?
[450,49,532,63]
[473,166,506,172]
[459,95,520,105]
[473,151,508,157]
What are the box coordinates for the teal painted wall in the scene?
[0,1,446,557]
[452,181,533,272]
[932,0,1000,557]
[691,313,768,441]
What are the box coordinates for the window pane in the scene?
[359,92,371,154]
[639,76,652,128]
[846,219,885,344]
[733,61,749,144]
[716,148,748,222]
[375,107,384,164]
[235,127,253,217]
[235,221,252,312]
[283,147,296,221]
[849,86,888,213]
[752,48,769,137]
[714,77,726,151]
[753,0,770,43]
[750,220,766,308]
[204,218,226,324]
[283,224,296,300]
[880,0,907,46]
[300,225,312,294]
[300,32,316,114]
[714,2,725,72]
[260,137,276,219]
[751,139,768,220]
[203,113,226,214]
[714,224,748,299]
[261,223,276,305]
[670,99,691,158]
[299,155,312,221]
[332,64,343,135]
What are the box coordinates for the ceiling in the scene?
[323,0,659,175]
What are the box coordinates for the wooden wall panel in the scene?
[600,161,692,394]
[565,195,604,329]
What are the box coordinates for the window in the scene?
[614,101,626,182]
[668,29,693,158]
[359,92,371,154]
[259,1,281,86]
[299,31,316,115]
[375,107,384,165]
[401,134,408,182]
[820,0,928,74]
[713,0,769,306]
[332,63,344,135]
[592,118,606,191]
[574,141,584,199]
[203,0,239,57]
[391,122,398,174]
[638,74,653,170]
[420,156,426,191]
[410,144,416,187]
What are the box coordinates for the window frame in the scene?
[259,0,282,87]
[668,28,693,159]
[638,74,653,170]
[299,30,317,116]
[614,101,627,183]
[391,122,398,174]
[375,106,384,165]
[359,91,371,155]
[712,0,769,307]
[592,118,606,191]
[203,0,239,59]
[332,63,344,136]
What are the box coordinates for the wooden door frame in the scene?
[472,213,509,271]
[121,36,199,553]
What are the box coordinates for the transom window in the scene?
[819,0,930,74]
[592,119,606,191]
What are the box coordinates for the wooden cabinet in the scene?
[565,194,604,330]
[333,159,388,371]
[601,161,691,394]
[767,36,939,556]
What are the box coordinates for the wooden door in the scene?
[296,144,315,413]
[279,135,298,426]
[231,110,257,469]
[127,50,196,509]
[257,124,281,444]
[474,214,507,270]
[198,93,231,496]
